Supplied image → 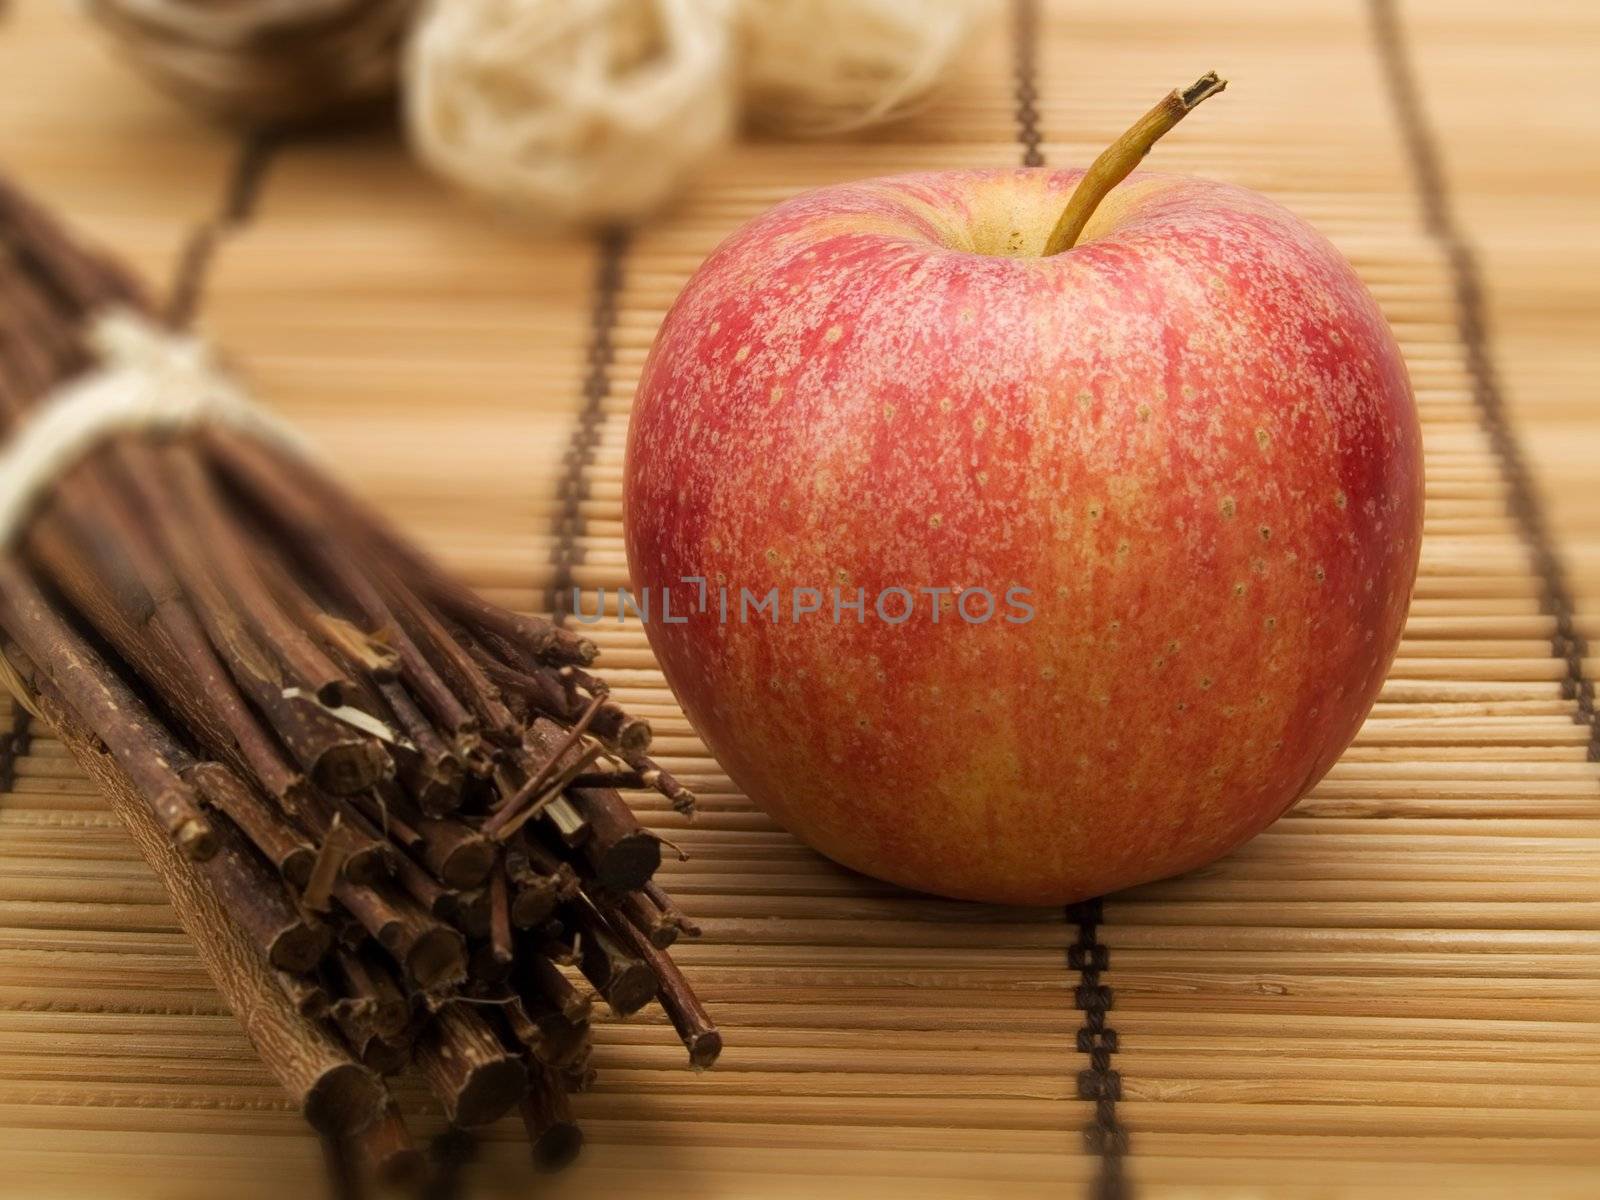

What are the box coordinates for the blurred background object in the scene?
[736,0,990,135]
[81,0,991,227]
[83,0,416,128]
[404,0,738,226]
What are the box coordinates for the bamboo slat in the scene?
[1,0,1598,1197]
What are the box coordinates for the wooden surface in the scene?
[2,1,1598,1197]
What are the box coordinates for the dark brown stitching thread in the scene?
[1371,0,1596,755]
[1068,898,1127,1200]
[1012,0,1045,168]
[548,227,628,626]
[1010,1,1129,1193]
[318,1130,361,1200]
[166,133,279,329]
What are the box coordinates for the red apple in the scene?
[622,162,1422,904]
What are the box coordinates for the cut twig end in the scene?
[687,1028,723,1071]
[175,815,219,861]
[302,1062,389,1138]
[531,1121,584,1173]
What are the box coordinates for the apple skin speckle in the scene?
[624,168,1424,905]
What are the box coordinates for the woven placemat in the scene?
[1,1,1596,1197]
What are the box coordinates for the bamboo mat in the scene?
[2,1,1598,1197]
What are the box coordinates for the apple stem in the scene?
[1042,72,1228,256]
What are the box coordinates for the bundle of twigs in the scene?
[0,176,715,1187]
